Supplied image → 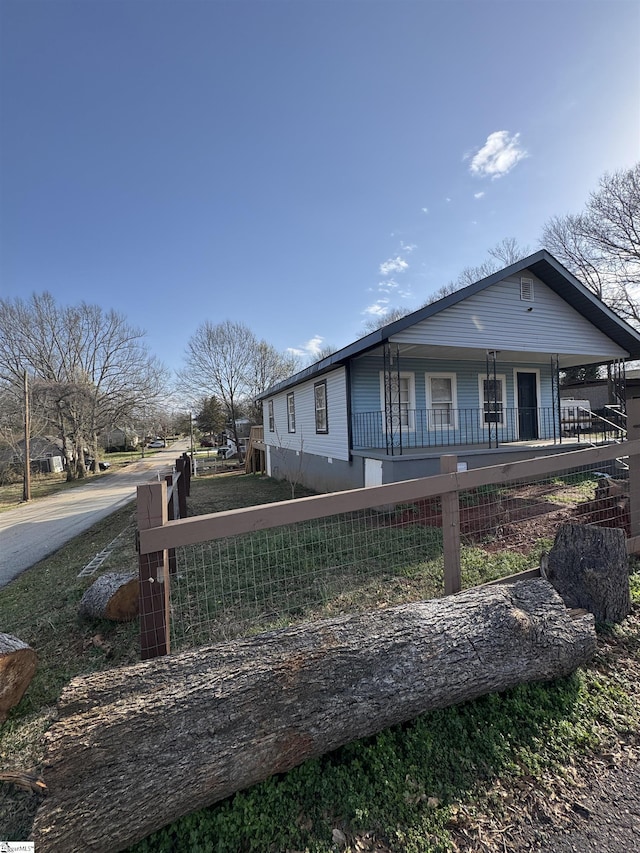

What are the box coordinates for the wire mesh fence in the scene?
[167,455,632,654]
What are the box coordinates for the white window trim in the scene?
[478,374,507,428]
[379,371,416,431]
[286,392,296,433]
[314,380,328,434]
[268,399,275,432]
[425,372,458,430]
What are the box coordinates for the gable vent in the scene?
[520,277,534,302]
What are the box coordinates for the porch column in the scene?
[485,350,499,449]
[383,342,402,456]
[551,354,561,444]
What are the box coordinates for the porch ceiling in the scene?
[366,342,621,368]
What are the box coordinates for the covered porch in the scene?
[350,341,627,456]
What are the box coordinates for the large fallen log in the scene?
[32,579,596,853]
[0,632,37,722]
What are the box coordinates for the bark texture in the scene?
[78,572,139,621]
[546,523,631,623]
[32,579,596,853]
[0,632,37,722]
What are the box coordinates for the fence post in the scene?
[627,396,640,541]
[441,454,462,595]
[165,472,178,576]
[176,457,188,517]
[182,452,192,495]
[137,481,170,660]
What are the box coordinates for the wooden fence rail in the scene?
[136,399,640,660]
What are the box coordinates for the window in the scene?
[479,375,506,425]
[380,372,415,429]
[286,392,296,433]
[426,373,457,428]
[314,381,328,433]
[520,277,534,301]
[268,399,275,432]
[286,393,296,433]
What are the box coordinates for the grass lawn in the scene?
[0,449,163,512]
[0,471,638,851]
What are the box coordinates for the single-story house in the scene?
[100,427,139,451]
[258,250,640,492]
[0,436,66,473]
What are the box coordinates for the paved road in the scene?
[0,441,191,588]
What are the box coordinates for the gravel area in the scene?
[504,760,640,853]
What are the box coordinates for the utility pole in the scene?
[23,370,31,502]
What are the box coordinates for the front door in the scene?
[517,372,538,440]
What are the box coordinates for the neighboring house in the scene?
[100,427,139,451]
[0,436,66,473]
[258,251,640,492]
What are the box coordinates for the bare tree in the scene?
[425,237,531,306]
[180,322,299,446]
[244,340,299,422]
[541,163,640,326]
[180,321,258,454]
[361,306,413,335]
[0,293,169,479]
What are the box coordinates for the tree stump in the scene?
[78,572,139,622]
[32,579,595,853]
[0,633,37,722]
[545,523,631,623]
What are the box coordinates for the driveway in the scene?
[0,441,191,589]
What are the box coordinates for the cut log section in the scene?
[78,572,139,622]
[32,579,596,853]
[545,523,631,624]
[0,632,37,722]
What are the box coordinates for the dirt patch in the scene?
[395,483,630,556]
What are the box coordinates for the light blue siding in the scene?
[263,367,349,461]
[350,355,556,446]
[392,271,629,359]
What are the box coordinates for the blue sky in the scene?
[1,0,639,376]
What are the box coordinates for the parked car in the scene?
[148,439,166,448]
[86,458,111,471]
[200,437,215,448]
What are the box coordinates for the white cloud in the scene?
[474,191,485,199]
[379,256,409,276]
[377,278,400,293]
[400,242,417,253]
[445,197,452,203]
[363,299,390,317]
[287,335,324,359]
[468,130,527,179]
[421,207,429,214]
